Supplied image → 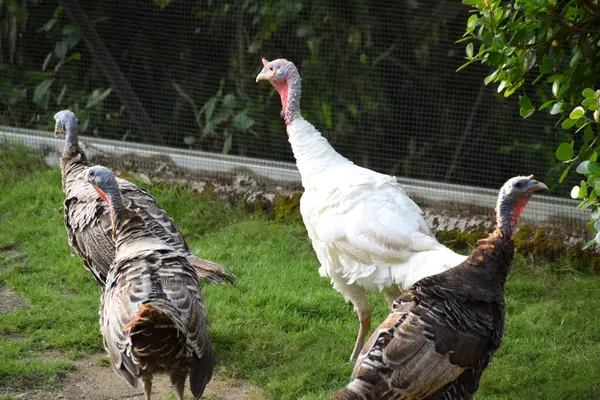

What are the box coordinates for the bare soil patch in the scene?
[4,353,265,400]
[0,287,28,313]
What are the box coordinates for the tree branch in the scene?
[59,0,161,143]
[444,82,487,182]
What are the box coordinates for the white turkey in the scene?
[86,165,213,400]
[257,58,468,361]
[53,109,235,287]
[330,175,547,399]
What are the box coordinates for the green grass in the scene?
[0,147,599,399]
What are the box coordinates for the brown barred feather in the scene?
[95,171,213,400]
[331,231,512,400]
[55,110,236,287]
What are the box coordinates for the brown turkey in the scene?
[53,109,235,287]
[87,165,213,400]
[330,175,547,400]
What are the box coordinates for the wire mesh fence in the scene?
[0,1,586,226]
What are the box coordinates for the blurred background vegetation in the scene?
[0,0,574,195]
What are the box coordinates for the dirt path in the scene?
[6,353,265,400]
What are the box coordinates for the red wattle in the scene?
[92,185,110,204]
[513,197,529,225]
[272,80,291,133]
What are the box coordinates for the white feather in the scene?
[287,117,467,297]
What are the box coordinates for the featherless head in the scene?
[496,175,547,237]
[255,58,298,83]
[256,58,302,125]
[53,109,78,139]
[86,166,119,205]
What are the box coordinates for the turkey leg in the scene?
[350,306,372,362]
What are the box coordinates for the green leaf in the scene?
[222,131,233,154]
[322,103,332,128]
[222,93,236,109]
[211,108,231,127]
[62,25,76,35]
[588,162,600,175]
[575,118,588,130]
[231,112,255,130]
[466,43,474,58]
[33,78,54,106]
[592,207,600,219]
[497,80,507,93]
[583,97,597,108]
[6,88,27,106]
[556,141,574,161]
[456,59,476,72]
[582,239,596,250]
[183,135,196,146]
[583,88,596,98]
[559,164,572,182]
[504,81,522,97]
[466,15,479,32]
[455,37,473,44]
[519,95,534,118]
[584,126,595,145]
[484,70,499,85]
[66,29,82,48]
[203,121,215,137]
[549,102,563,115]
[552,81,559,97]
[570,50,581,68]
[56,84,67,106]
[53,6,63,17]
[204,97,217,123]
[487,51,503,64]
[86,88,113,109]
[54,39,68,60]
[153,0,173,8]
[539,100,554,111]
[570,106,585,120]
[39,18,57,33]
[595,231,600,244]
[579,181,589,199]
[562,118,576,129]
[523,51,536,70]
[577,161,590,175]
[531,73,544,85]
[539,56,552,74]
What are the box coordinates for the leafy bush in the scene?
[460,0,600,245]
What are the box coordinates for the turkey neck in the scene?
[496,195,529,240]
[280,66,302,126]
[281,68,353,187]
[60,122,90,190]
[104,185,147,250]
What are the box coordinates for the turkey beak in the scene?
[256,58,270,82]
[256,69,267,82]
[256,68,269,82]
[528,180,548,194]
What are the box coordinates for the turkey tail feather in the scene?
[118,357,140,388]
[188,340,214,399]
[125,304,176,335]
[124,304,183,359]
[186,255,237,285]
